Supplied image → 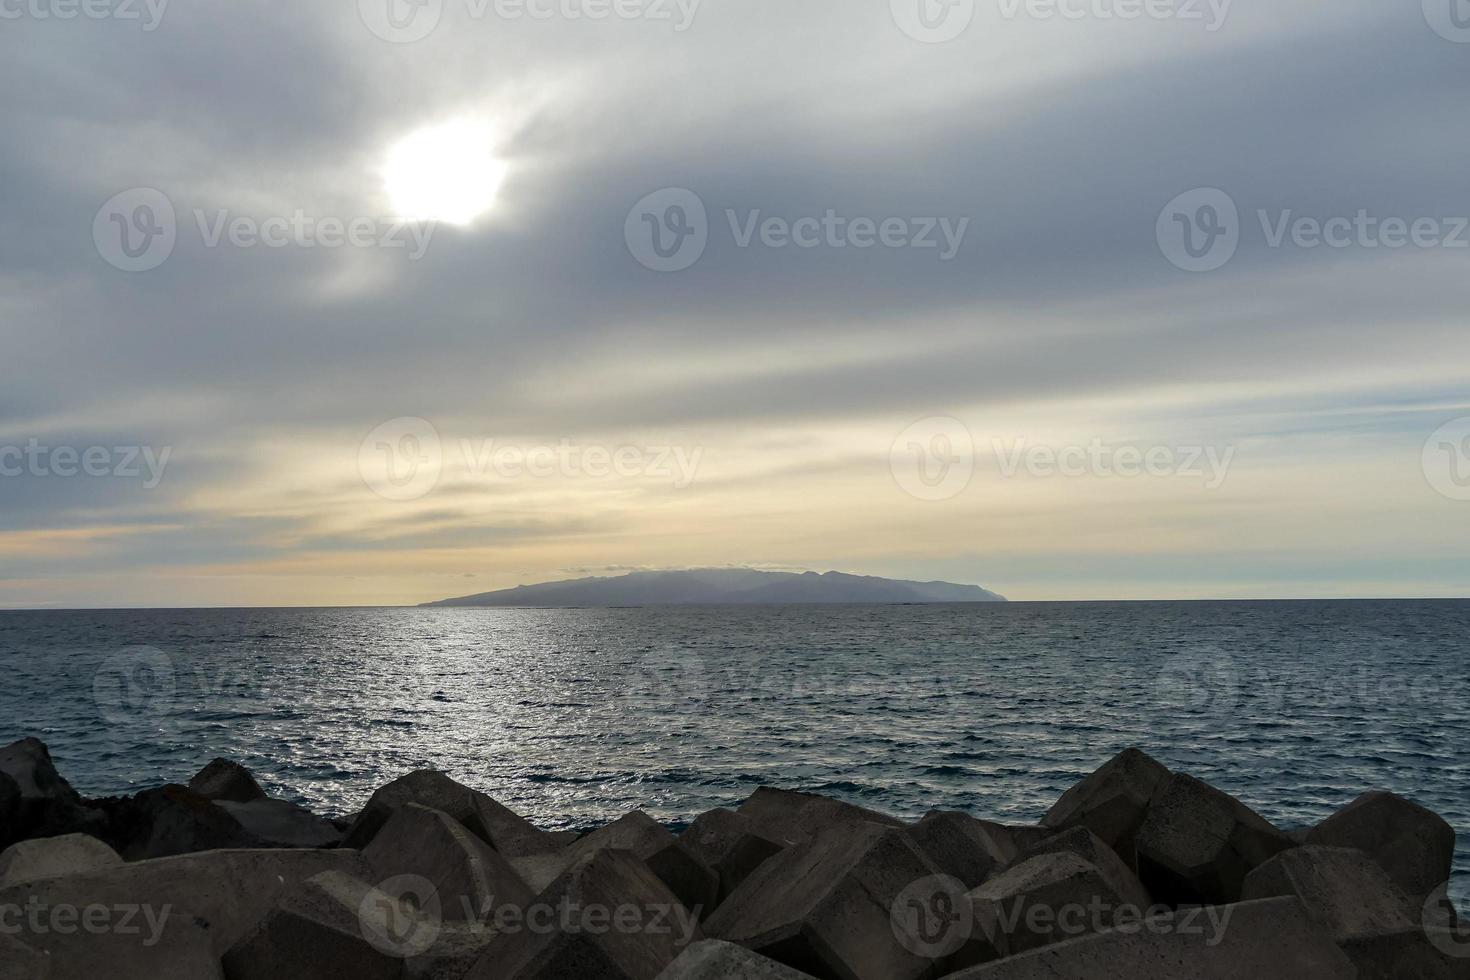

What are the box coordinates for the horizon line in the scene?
[3,596,1469,612]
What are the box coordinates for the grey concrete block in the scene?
[679,808,784,905]
[1134,773,1292,905]
[344,771,563,859]
[1014,826,1153,909]
[364,804,532,923]
[968,851,1137,957]
[0,933,49,980]
[0,846,369,961]
[217,798,343,849]
[736,787,901,847]
[705,823,940,980]
[188,759,267,804]
[945,896,1355,979]
[1042,749,1171,865]
[561,811,717,917]
[0,834,122,889]
[1306,791,1457,904]
[907,811,1010,889]
[653,939,816,979]
[464,849,702,980]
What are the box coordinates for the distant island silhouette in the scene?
[423,568,1007,607]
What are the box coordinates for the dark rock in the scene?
[1134,772,1292,905]
[1241,844,1468,977]
[654,939,816,978]
[906,811,1010,889]
[736,787,902,846]
[0,739,82,808]
[188,758,267,804]
[8,913,221,980]
[0,848,365,975]
[1306,791,1456,903]
[464,848,703,980]
[465,796,575,859]
[363,802,531,922]
[978,822,1053,861]
[1042,748,1171,866]
[679,808,784,906]
[343,769,563,858]
[0,933,47,980]
[509,850,575,894]
[1340,926,1470,980]
[511,811,718,917]
[705,823,941,980]
[0,832,122,888]
[92,784,258,860]
[1243,845,1416,941]
[216,798,343,849]
[1014,826,1152,908]
[559,811,718,917]
[0,738,100,848]
[224,869,457,980]
[0,772,20,843]
[969,852,1140,957]
[944,896,1355,979]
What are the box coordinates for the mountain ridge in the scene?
[422,568,1006,607]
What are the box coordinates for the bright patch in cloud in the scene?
[382,118,508,226]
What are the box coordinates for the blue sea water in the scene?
[1,600,1467,904]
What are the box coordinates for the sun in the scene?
[382,118,508,226]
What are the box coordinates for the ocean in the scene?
[2,600,1466,903]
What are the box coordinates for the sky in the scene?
[2,0,1469,607]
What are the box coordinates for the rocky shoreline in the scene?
[1,736,1466,979]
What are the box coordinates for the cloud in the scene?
[3,0,1467,603]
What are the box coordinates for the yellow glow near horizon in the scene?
[382,118,508,226]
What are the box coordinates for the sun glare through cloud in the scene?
[382,118,508,226]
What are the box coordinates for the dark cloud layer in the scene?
[3,0,1467,603]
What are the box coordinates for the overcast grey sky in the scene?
[3,0,1469,606]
